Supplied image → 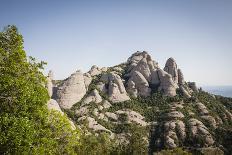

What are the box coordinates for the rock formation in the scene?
[56,70,87,109]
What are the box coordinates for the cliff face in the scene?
[47,51,232,154]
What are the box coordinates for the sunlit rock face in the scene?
[56,70,87,109]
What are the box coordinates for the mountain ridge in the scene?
[46,51,232,154]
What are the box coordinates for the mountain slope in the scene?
[48,51,232,154]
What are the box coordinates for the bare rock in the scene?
[196,102,209,115]
[83,73,92,90]
[88,65,102,76]
[189,118,214,146]
[47,99,63,114]
[157,69,177,96]
[82,89,102,105]
[127,71,151,97]
[164,57,178,85]
[177,69,185,85]
[116,109,147,126]
[56,70,87,109]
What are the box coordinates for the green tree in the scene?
[0,25,79,154]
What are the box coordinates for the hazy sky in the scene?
[1,0,232,86]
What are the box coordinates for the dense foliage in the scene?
[0,26,79,154]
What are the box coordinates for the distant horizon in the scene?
[1,0,232,85]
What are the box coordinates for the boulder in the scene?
[56,70,87,109]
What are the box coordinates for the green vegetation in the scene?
[1,25,231,155]
[0,25,79,154]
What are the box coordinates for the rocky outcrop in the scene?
[47,99,64,114]
[83,73,92,90]
[188,118,214,146]
[127,71,151,97]
[56,70,87,109]
[116,110,147,126]
[82,89,102,105]
[164,58,178,85]
[100,72,130,103]
[88,65,102,76]
[157,69,177,96]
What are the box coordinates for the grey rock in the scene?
[56,70,87,109]
[82,89,102,105]
[127,71,151,97]
[164,57,178,85]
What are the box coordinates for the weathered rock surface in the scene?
[127,71,151,97]
[82,89,102,105]
[78,116,112,133]
[47,99,64,114]
[116,109,147,126]
[56,70,87,109]
[100,72,130,103]
[88,65,102,76]
[157,69,177,96]
[188,118,214,146]
[164,57,178,85]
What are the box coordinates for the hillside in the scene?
[47,51,232,154]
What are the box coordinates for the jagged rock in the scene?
[164,57,178,85]
[100,72,130,103]
[83,73,92,90]
[88,65,102,76]
[188,82,198,92]
[82,89,102,105]
[127,51,158,83]
[116,110,147,126]
[157,69,177,96]
[56,70,87,109]
[127,71,151,97]
[189,118,214,146]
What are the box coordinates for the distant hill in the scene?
[202,86,232,98]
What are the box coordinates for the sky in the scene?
[0,0,232,86]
